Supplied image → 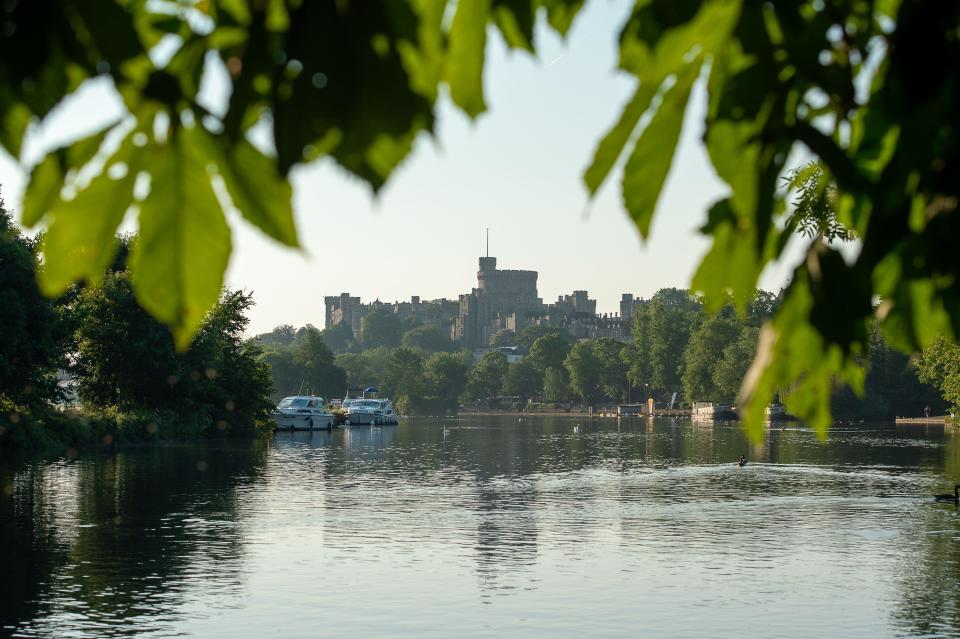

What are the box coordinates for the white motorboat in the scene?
[692,401,736,421]
[272,396,335,430]
[344,398,399,426]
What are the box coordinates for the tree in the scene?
[916,336,960,419]
[382,348,426,411]
[8,1,960,435]
[543,367,570,403]
[360,309,402,349]
[295,328,347,400]
[504,359,543,405]
[402,325,455,353]
[713,327,759,405]
[335,353,376,390]
[320,322,356,353]
[625,304,652,390]
[527,332,572,373]
[424,352,469,413]
[682,309,742,404]
[565,342,602,404]
[72,274,272,433]
[516,325,570,350]
[466,352,509,403]
[489,329,517,347]
[0,199,60,405]
[783,162,856,244]
[256,325,296,348]
[647,289,700,396]
[593,338,629,401]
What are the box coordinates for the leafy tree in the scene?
[489,329,517,347]
[625,304,652,390]
[361,309,402,349]
[424,352,469,412]
[543,367,570,403]
[466,352,509,403]
[382,348,426,410]
[527,332,572,373]
[73,275,272,433]
[648,289,700,396]
[0,199,60,405]
[916,336,960,419]
[565,342,602,404]
[335,352,377,390]
[516,325,570,350]
[320,322,356,353]
[504,359,543,405]
[713,327,759,405]
[295,328,347,399]
[8,1,960,435]
[256,325,296,348]
[593,338,629,401]
[402,324,455,353]
[682,309,742,403]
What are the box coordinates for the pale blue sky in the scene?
[0,2,803,335]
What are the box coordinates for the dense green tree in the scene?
[565,342,603,404]
[713,327,759,405]
[335,352,377,390]
[593,338,629,402]
[360,309,402,349]
[625,305,652,390]
[383,348,426,411]
[682,309,742,403]
[543,367,570,403]
[424,352,469,412]
[256,325,296,348]
[528,332,572,373]
[401,325,455,353]
[0,200,60,405]
[295,328,347,400]
[320,322,356,353]
[489,329,517,347]
[466,352,509,403]
[73,275,272,433]
[516,325,570,350]
[648,289,701,397]
[504,359,543,405]
[910,335,959,418]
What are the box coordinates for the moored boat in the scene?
[692,401,737,421]
[344,398,399,426]
[272,396,335,430]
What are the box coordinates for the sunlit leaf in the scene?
[130,126,231,349]
[621,63,698,238]
[445,0,491,118]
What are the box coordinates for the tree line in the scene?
[254,287,947,420]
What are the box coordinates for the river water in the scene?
[2,416,959,638]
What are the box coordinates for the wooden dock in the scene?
[895,416,953,426]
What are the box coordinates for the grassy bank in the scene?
[0,399,270,456]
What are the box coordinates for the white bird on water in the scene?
[573,424,580,434]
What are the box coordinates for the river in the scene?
[2,416,959,637]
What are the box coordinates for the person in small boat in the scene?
[738,455,746,467]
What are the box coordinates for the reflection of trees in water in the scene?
[473,484,540,598]
[0,442,267,636]
[890,436,960,636]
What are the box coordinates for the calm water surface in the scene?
[2,417,960,638]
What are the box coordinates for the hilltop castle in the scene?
[324,255,646,349]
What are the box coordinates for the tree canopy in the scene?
[4,0,960,435]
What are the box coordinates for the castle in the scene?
[324,255,646,348]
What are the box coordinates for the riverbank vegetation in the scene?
[0,203,274,452]
[252,285,947,420]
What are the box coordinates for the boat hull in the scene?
[344,412,399,426]
[273,413,334,431]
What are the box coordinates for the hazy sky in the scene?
[0,2,803,335]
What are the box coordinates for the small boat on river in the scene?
[272,396,334,431]
[692,401,737,421]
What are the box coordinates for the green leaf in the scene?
[397,0,448,101]
[540,0,584,36]
[130,126,232,350]
[0,102,31,159]
[445,0,491,118]
[211,136,298,247]
[22,123,116,227]
[493,0,535,51]
[583,80,661,196]
[621,63,697,238]
[691,200,766,313]
[38,133,147,296]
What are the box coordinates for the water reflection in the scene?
[2,419,960,638]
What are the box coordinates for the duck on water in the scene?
[934,485,960,503]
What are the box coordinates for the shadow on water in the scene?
[3,417,960,637]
